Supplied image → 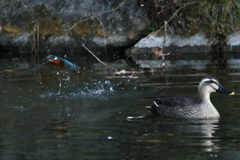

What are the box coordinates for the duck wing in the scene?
[155,95,201,107]
[146,95,202,118]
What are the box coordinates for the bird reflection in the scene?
[157,118,220,152]
[128,117,220,152]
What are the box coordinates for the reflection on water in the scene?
[0,52,240,159]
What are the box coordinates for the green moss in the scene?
[189,0,240,37]
[20,11,33,21]
[68,20,101,37]
[34,4,51,18]
[4,4,64,40]
[18,11,34,31]
[38,16,63,40]
[14,1,24,9]
[4,26,23,37]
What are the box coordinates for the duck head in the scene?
[198,76,235,101]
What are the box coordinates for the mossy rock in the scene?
[3,26,23,38]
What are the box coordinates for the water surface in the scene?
[0,52,240,159]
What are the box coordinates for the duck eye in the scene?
[204,80,213,84]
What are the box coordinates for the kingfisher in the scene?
[31,55,79,71]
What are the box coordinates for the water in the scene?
[0,52,240,159]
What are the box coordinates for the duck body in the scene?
[147,95,219,119]
[146,76,234,119]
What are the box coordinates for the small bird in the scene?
[146,76,235,119]
[31,55,79,71]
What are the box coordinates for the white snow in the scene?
[135,31,240,48]
[134,33,209,48]
[47,35,73,45]
[12,33,31,44]
[227,32,240,46]
[92,34,127,46]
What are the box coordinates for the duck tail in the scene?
[145,105,158,114]
[145,106,152,109]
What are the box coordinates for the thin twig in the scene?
[31,24,36,53]
[115,60,133,70]
[124,2,197,61]
[65,0,128,31]
[36,22,40,64]
[163,21,167,52]
[19,32,32,53]
[97,16,107,54]
[82,44,119,72]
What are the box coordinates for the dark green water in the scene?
[0,53,240,159]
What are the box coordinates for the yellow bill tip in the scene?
[229,92,235,95]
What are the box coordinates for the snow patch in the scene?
[47,35,73,45]
[12,33,31,44]
[93,34,127,46]
[134,33,209,48]
[227,32,240,46]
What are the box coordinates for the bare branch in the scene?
[82,44,119,72]
[124,1,197,61]
[66,0,128,31]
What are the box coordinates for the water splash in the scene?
[38,77,156,101]
[39,80,116,100]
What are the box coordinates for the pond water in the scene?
[0,52,240,159]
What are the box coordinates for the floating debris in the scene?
[126,116,145,121]
[82,44,144,79]
[106,70,144,79]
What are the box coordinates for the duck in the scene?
[146,76,235,119]
[31,55,79,71]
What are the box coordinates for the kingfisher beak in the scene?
[41,57,49,63]
[216,85,235,95]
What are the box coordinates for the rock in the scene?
[0,0,150,53]
[125,32,212,62]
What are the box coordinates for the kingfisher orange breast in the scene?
[52,59,65,69]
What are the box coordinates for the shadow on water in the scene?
[0,52,240,159]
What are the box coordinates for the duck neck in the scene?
[199,90,211,102]
[198,90,220,118]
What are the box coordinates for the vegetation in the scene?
[192,0,240,37]
[139,0,240,39]
[2,0,240,55]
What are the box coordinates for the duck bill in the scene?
[216,86,235,95]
